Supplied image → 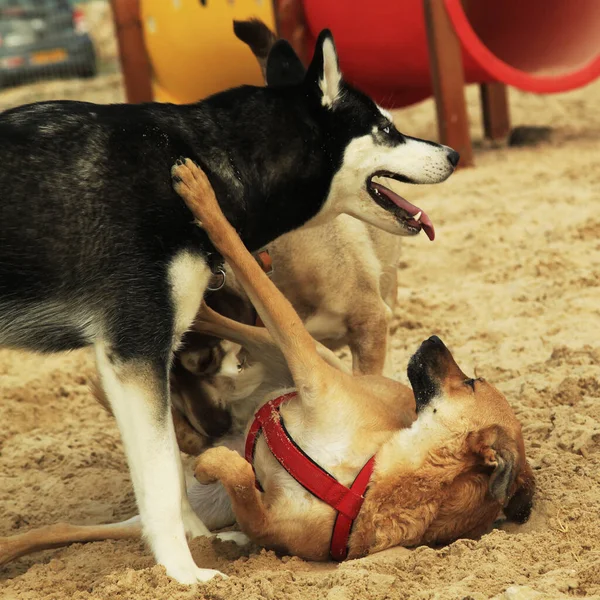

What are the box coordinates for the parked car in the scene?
[0,0,97,89]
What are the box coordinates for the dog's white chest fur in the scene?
[169,251,211,346]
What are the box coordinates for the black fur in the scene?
[407,336,447,411]
[266,40,306,87]
[0,33,398,364]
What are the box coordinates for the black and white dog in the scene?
[0,31,458,583]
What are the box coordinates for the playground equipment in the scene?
[303,0,600,107]
[140,0,276,104]
[110,0,600,166]
[303,0,600,163]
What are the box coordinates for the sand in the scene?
[1,78,600,600]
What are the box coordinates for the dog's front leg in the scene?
[94,341,223,584]
[347,299,392,376]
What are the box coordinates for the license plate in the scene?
[30,48,67,65]
[1,56,25,68]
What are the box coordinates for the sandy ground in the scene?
[1,77,600,600]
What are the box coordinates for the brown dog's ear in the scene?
[469,426,521,505]
[503,460,536,523]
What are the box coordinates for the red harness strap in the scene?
[244,392,376,561]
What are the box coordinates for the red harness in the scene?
[244,392,375,561]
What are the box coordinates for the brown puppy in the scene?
[177,159,535,561]
[231,18,403,377]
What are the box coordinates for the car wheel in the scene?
[78,59,97,79]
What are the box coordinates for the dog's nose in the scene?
[427,335,444,346]
[447,149,460,168]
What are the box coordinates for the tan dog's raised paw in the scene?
[171,157,232,242]
[194,446,250,486]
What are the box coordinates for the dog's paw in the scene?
[167,564,228,584]
[171,157,207,197]
[214,531,251,546]
[195,567,229,583]
[171,157,224,230]
[194,446,235,484]
[194,469,218,485]
[172,158,200,207]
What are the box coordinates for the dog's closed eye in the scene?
[236,352,248,373]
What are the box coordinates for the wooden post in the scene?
[110,0,153,103]
[480,82,510,140]
[423,0,473,166]
[273,0,309,65]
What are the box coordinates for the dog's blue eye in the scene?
[382,125,391,134]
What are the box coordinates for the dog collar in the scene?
[244,392,376,561]
[207,249,273,296]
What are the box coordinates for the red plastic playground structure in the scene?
[303,0,600,106]
[111,0,600,166]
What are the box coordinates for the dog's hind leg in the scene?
[93,247,226,584]
[195,304,350,375]
[0,516,141,565]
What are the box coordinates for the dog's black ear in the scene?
[305,29,342,108]
[503,460,536,523]
[265,39,306,87]
[233,19,278,82]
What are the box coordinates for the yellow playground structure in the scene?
[139,0,277,104]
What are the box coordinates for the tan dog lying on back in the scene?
[180,160,535,560]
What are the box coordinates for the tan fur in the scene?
[174,160,535,561]
[231,20,402,377]
[266,217,400,375]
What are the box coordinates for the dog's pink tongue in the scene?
[372,182,435,241]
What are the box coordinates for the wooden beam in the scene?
[110,0,153,103]
[480,82,510,140]
[423,0,473,166]
[273,0,309,65]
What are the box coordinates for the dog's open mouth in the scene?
[367,172,435,241]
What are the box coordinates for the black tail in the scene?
[233,19,278,80]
